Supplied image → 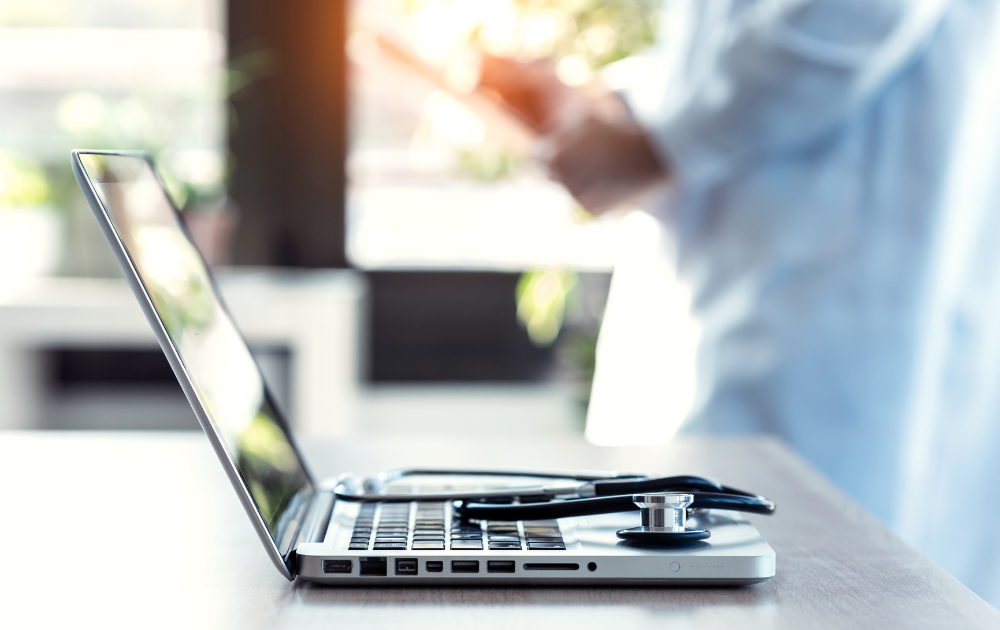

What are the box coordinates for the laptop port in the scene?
[451,560,480,573]
[523,563,580,571]
[426,561,443,573]
[322,559,352,574]
[395,558,418,575]
[359,557,388,576]
[487,561,515,573]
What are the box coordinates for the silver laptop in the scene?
[72,149,775,585]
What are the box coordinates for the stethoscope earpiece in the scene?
[615,493,710,544]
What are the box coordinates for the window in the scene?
[346,0,661,271]
[0,0,227,278]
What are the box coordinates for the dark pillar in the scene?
[227,0,348,267]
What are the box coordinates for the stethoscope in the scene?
[334,469,776,545]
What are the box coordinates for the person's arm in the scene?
[646,0,950,184]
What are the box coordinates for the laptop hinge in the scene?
[293,490,335,550]
[284,491,334,576]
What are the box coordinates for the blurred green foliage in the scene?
[52,90,227,210]
[401,0,661,182]
[237,409,307,531]
[559,325,598,416]
[0,151,52,208]
[403,0,661,69]
[458,147,523,181]
[513,0,661,69]
[517,267,577,346]
[149,272,216,342]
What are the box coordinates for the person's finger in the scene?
[479,55,582,134]
[479,54,521,85]
[543,114,669,213]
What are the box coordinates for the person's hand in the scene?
[541,113,670,214]
[479,54,670,213]
[478,55,581,134]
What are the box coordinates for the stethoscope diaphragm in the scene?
[614,493,710,543]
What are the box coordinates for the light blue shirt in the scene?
[631,0,1000,604]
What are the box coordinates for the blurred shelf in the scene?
[0,269,365,435]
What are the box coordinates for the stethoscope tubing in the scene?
[454,492,776,521]
[333,469,775,520]
[369,468,645,485]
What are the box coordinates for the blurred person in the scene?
[482,0,1000,604]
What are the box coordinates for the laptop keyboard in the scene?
[347,501,565,551]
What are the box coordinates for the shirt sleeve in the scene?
[632,0,951,185]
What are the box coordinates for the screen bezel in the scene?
[71,149,316,580]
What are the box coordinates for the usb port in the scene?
[451,560,480,573]
[395,558,418,575]
[487,561,515,573]
[426,561,443,573]
[322,559,352,574]
[359,557,387,576]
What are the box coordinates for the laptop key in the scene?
[373,542,407,549]
[523,533,560,539]
[489,542,522,550]
[487,535,520,542]
[450,541,483,550]
[412,542,446,550]
[527,542,566,550]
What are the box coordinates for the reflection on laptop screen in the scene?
[78,153,313,543]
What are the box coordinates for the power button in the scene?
[669,562,680,572]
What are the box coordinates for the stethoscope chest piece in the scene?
[616,493,710,544]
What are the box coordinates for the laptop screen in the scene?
[77,153,313,548]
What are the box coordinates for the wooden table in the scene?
[1,432,996,629]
